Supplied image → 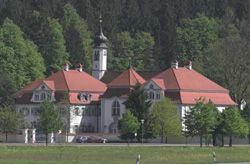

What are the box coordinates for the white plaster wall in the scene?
[70,105,101,133]
[100,97,126,133]
[16,104,40,127]
[16,104,101,134]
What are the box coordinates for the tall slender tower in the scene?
[92,16,108,80]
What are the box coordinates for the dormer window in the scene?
[34,94,39,101]
[150,84,154,89]
[32,92,53,102]
[79,93,92,102]
[149,92,154,100]
[156,93,161,99]
[40,93,46,101]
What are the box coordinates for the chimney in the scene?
[171,60,178,69]
[75,63,83,72]
[184,61,192,70]
[62,63,69,71]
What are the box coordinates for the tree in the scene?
[119,110,140,142]
[110,31,155,71]
[61,4,92,72]
[176,14,218,71]
[222,106,249,147]
[123,83,153,141]
[241,103,250,144]
[152,98,182,143]
[43,17,69,76]
[204,36,250,106]
[0,71,16,107]
[60,91,71,143]
[184,98,219,147]
[0,105,24,142]
[0,18,45,89]
[133,31,156,70]
[110,31,134,71]
[39,101,63,146]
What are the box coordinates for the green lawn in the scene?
[0,145,249,164]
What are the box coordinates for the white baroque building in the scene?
[15,19,236,143]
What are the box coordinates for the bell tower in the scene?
[92,16,108,80]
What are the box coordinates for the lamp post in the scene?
[141,119,144,145]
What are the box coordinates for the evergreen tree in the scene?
[133,31,155,70]
[110,31,134,71]
[39,101,63,146]
[152,98,182,143]
[184,99,219,147]
[123,83,153,141]
[44,17,69,76]
[61,4,92,72]
[222,106,249,147]
[0,18,45,89]
[119,110,140,142]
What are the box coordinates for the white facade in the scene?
[100,97,126,133]
[92,48,108,80]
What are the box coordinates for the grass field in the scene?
[0,145,249,164]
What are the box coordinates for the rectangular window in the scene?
[34,94,39,101]
[156,93,161,99]
[94,51,99,61]
[47,94,51,101]
[103,50,107,56]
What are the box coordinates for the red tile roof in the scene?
[151,78,166,89]
[180,92,237,106]
[101,71,161,84]
[19,70,107,92]
[154,68,228,92]
[16,69,107,105]
[69,92,100,105]
[108,69,146,87]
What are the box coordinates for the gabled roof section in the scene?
[46,70,69,90]
[35,80,56,91]
[101,71,161,84]
[17,70,107,93]
[108,68,146,87]
[151,78,166,89]
[155,68,228,92]
[61,70,106,92]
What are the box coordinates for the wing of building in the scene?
[15,19,236,139]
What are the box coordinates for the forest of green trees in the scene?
[1,0,250,106]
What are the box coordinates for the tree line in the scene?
[119,84,250,147]
[0,1,250,107]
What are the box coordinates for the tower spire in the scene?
[92,15,108,80]
[94,15,107,48]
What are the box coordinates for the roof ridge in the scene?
[130,69,138,84]
[172,68,181,90]
[62,70,70,91]
[131,69,145,84]
[191,69,228,91]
